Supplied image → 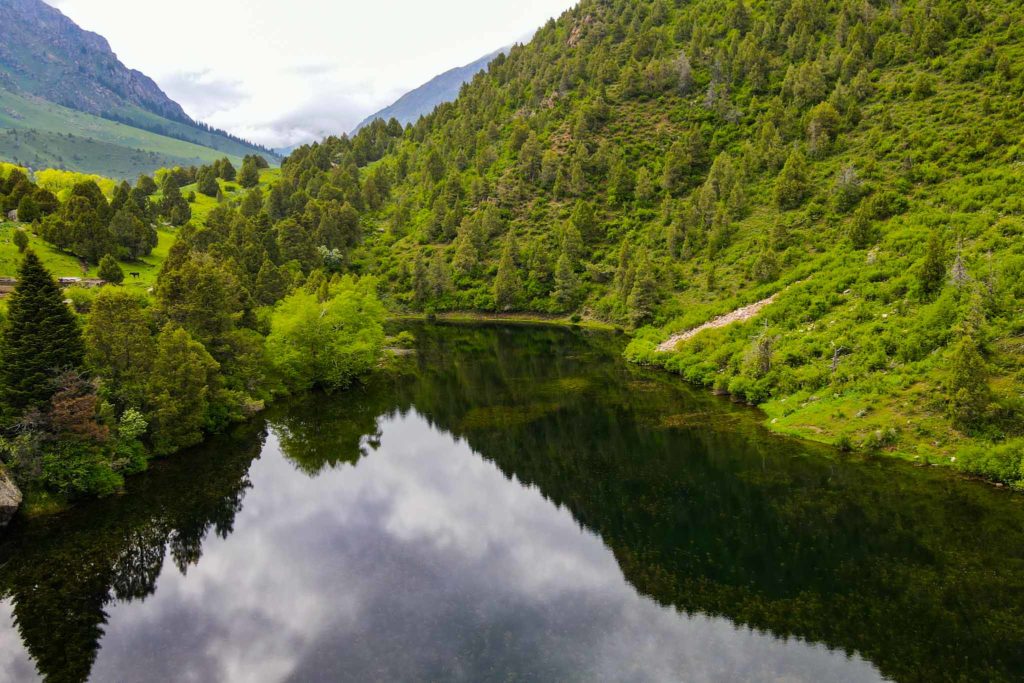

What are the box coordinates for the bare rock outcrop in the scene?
[0,465,23,528]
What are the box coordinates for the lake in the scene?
[1,323,1023,682]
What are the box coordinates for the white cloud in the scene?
[45,0,579,148]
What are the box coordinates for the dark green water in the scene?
[1,323,1023,682]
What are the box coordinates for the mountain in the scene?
[353,48,507,133]
[274,0,1024,482]
[0,0,276,177]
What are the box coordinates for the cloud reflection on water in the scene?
[69,412,887,683]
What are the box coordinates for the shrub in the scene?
[98,254,124,285]
[956,439,1024,486]
[41,442,122,498]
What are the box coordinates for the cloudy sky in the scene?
[48,0,578,149]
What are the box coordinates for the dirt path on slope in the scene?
[656,294,778,353]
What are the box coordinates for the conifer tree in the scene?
[635,167,656,206]
[217,159,237,181]
[238,159,260,189]
[0,251,85,415]
[775,148,810,209]
[136,175,158,196]
[553,251,580,311]
[917,230,948,297]
[16,194,39,223]
[196,167,219,198]
[848,205,875,250]
[571,200,599,243]
[947,303,990,431]
[494,231,523,311]
[240,187,263,217]
[12,228,28,253]
[627,256,658,327]
[98,254,124,285]
[160,183,191,226]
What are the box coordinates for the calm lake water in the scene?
[1,323,1023,682]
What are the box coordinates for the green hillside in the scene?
[0,0,277,178]
[4,0,1023,489]
[271,0,1024,481]
[0,87,255,179]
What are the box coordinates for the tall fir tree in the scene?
[0,251,85,416]
[494,231,523,311]
[918,230,949,297]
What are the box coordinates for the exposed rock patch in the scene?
[657,294,779,353]
[0,465,23,528]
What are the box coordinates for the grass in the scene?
[0,167,282,304]
[0,221,174,297]
[0,87,254,179]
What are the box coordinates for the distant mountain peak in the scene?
[0,0,190,123]
[352,48,509,134]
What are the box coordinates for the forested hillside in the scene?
[274,0,1024,480]
[3,0,1024,511]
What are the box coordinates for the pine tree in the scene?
[662,141,690,196]
[16,194,39,223]
[917,230,948,297]
[217,158,237,181]
[136,175,158,196]
[160,183,191,226]
[12,228,28,253]
[196,167,219,197]
[412,255,431,308]
[635,167,656,206]
[775,148,810,209]
[428,251,452,299]
[98,254,124,285]
[238,159,260,189]
[255,258,290,306]
[494,231,523,311]
[553,251,580,312]
[848,205,875,250]
[0,251,85,415]
[946,327,987,432]
[571,200,599,243]
[627,256,658,327]
[240,187,263,217]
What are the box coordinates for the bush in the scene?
[64,286,96,313]
[862,427,899,451]
[98,254,124,285]
[12,228,29,253]
[956,439,1024,486]
[391,330,416,348]
[41,442,123,498]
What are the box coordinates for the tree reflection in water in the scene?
[1,323,1022,682]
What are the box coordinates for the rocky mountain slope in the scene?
[0,0,275,176]
[0,0,188,123]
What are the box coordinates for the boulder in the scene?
[0,465,22,528]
